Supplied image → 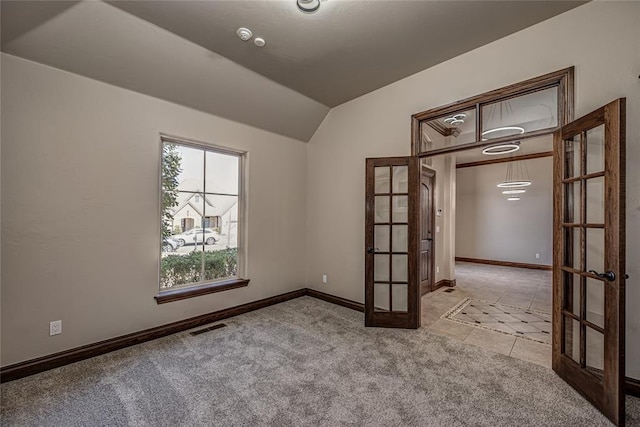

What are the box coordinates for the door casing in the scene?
[420,164,436,295]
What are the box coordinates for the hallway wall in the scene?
[456,157,553,266]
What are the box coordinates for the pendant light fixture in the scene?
[482,97,525,140]
[297,0,320,13]
[497,160,532,188]
[482,141,520,155]
[482,126,525,140]
[444,113,466,125]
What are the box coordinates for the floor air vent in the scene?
[444,289,455,293]
[190,323,227,336]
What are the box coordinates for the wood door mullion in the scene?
[389,167,393,312]
[603,99,625,425]
[553,127,564,368]
[579,130,587,368]
[408,156,420,326]
[364,160,374,325]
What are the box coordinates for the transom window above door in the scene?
[412,68,574,157]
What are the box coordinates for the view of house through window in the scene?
[160,138,243,289]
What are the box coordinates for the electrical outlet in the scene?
[50,320,62,336]
[535,253,541,259]
[436,266,440,274]
[322,274,328,284]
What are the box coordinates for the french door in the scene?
[365,156,420,328]
[553,98,626,425]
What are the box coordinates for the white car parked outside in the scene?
[172,228,220,246]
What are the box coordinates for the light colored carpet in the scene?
[2,296,638,426]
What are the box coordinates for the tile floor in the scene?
[444,298,552,344]
[422,262,552,368]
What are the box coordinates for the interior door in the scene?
[420,164,435,295]
[365,156,420,328]
[553,98,626,426]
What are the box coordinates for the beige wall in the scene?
[0,54,307,366]
[305,2,640,377]
[456,157,553,265]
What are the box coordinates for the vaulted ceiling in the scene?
[1,1,586,141]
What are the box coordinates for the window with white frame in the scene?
[160,136,245,291]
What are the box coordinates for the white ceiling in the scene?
[1,0,586,141]
[107,0,585,107]
[1,1,329,141]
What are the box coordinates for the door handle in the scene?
[367,247,379,254]
[588,270,616,282]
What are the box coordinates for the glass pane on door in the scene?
[375,226,390,252]
[563,181,581,222]
[586,278,604,329]
[564,134,582,178]
[392,225,408,252]
[562,272,580,317]
[563,228,581,268]
[586,176,604,224]
[563,316,580,364]
[374,283,390,311]
[374,255,389,281]
[392,284,408,312]
[586,327,604,372]
[392,166,408,193]
[585,228,604,273]
[375,167,390,193]
[392,196,408,222]
[586,125,605,175]
[392,255,408,282]
[375,196,390,223]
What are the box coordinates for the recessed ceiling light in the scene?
[502,189,526,194]
[236,27,253,42]
[482,142,520,155]
[254,37,266,48]
[481,126,525,140]
[507,197,521,201]
[297,0,320,13]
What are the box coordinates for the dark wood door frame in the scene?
[411,67,574,158]
[420,164,436,295]
[411,67,575,297]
